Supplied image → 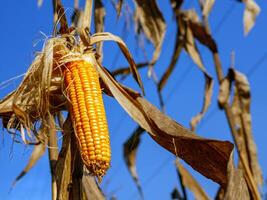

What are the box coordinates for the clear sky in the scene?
[0,0,266,200]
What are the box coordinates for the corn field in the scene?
[0,0,266,199]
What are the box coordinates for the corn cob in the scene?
[64,60,111,179]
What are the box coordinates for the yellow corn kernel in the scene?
[64,60,111,179]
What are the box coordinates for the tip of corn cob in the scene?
[83,158,110,182]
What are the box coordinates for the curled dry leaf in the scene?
[0,37,68,138]
[53,0,68,33]
[0,92,15,119]
[123,126,144,198]
[133,0,166,68]
[190,76,213,131]
[175,160,210,200]
[91,57,234,186]
[179,11,205,71]
[180,10,217,53]
[90,32,144,94]
[188,22,217,53]
[177,10,215,131]
[243,0,260,35]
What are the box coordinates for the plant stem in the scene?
[213,48,260,200]
[47,114,59,200]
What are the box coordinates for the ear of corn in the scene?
[64,60,111,180]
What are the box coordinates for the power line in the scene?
[212,2,236,34]
[246,51,267,78]
[197,106,218,131]
[130,156,173,200]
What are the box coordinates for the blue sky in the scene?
[0,0,266,199]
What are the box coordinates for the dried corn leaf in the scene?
[175,160,210,200]
[37,0,43,7]
[123,126,144,198]
[116,0,123,18]
[171,187,183,200]
[74,0,79,9]
[90,32,144,94]
[0,37,69,134]
[243,0,260,35]
[222,160,250,200]
[176,9,216,72]
[202,0,215,18]
[0,91,14,115]
[180,16,205,71]
[82,0,93,30]
[178,10,214,131]
[218,71,232,109]
[89,56,234,186]
[71,8,83,28]
[178,11,211,78]
[134,0,166,66]
[53,0,68,33]
[13,127,47,185]
[186,11,217,53]
[176,9,217,53]
[94,0,105,63]
[190,76,213,131]
[170,0,183,13]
